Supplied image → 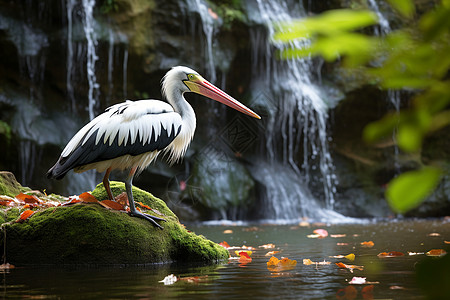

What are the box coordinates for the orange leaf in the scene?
[426,249,447,257]
[115,192,129,206]
[377,251,404,258]
[219,241,230,248]
[178,275,209,283]
[16,210,35,223]
[100,200,125,211]
[265,250,280,256]
[62,198,82,206]
[238,252,252,263]
[336,285,357,300]
[137,201,151,210]
[361,241,374,248]
[15,193,41,204]
[267,256,297,271]
[79,192,98,203]
[335,262,364,273]
[259,243,275,249]
[303,258,314,265]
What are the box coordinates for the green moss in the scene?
[1,182,229,265]
[0,171,30,197]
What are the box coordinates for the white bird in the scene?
[47,66,261,229]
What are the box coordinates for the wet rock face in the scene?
[0,181,229,265]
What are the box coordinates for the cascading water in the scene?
[245,0,342,222]
[367,0,401,171]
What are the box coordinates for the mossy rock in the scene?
[1,181,229,265]
[0,171,30,197]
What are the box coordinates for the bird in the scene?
[47,66,261,229]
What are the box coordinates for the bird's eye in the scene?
[188,74,195,80]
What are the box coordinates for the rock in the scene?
[0,181,229,265]
[0,171,30,197]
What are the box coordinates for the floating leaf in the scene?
[179,275,209,284]
[362,285,375,299]
[265,251,280,257]
[267,256,297,271]
[313,229,328,238]
[16,210,34,223]
[336,262,364,273]
[238,252,252,263]
[259,243,275,249]
[0,263,14,270]
[331,234,346,238]
[426,249,447,257]
[303,258,314,265]
[349,277,366,284]
[159,274,177,285]
[377,251,405,258]
[223,229,233,234]
[386,167,442,214]
[303,258,331,266]
[345,253,356,261]
[361,241,375,248]
[235,250,252,257]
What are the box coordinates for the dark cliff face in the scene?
[0,0,448,220]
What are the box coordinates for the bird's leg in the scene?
[125,167,165,229]
[103,167,114,200]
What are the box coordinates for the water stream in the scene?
[245,0,339,222]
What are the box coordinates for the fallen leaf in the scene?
[179,275,209,284]
[136,201,151,210]
[336,262,364,273]
[267,256,297,271]
[303,258,314,265]
[336,285,357,300]
[307,234,321,238]
[16,210,34,223]
[361,241,374,248]
[149,207,165,216]
[219,241,230,248]
[349,277,366,284]
[331,234,346,238]
[337,243,349,246]
[15,193,41,204]
[345,253,356,261]
[0,263,14,270]
[159,274,177,285]
[428,232,441,237]
[238,251,252,263]
[377,251,405,258]
[426,249,447,257]
[115,192,129,206]
[223,229,233,234]
[444,241,450,244]
[259,243,275,249]
[61,198,82,206]
[235,250,252,257]
[0,195,15,207]
[313,228,328,238]
[100,200,125,211]
[79,192,98,203]
[265,250,280,256]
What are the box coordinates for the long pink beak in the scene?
[188,78,261,119]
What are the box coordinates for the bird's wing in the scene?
[48,100,182,179]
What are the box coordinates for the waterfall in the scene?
[81,0,99,121]
[367,0,401,172]
[185,0,217,83]
[246,0,340,221]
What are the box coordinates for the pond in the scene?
[1,219,449,299]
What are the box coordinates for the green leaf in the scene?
[386,167,442,214]
[387,0,415,18]
[397,124,422,152]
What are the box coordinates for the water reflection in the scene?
[1,220,448,299]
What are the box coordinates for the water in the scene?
[2,220,448,299]
[246,0,338,220]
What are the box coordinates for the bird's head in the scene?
[162,66,261,119]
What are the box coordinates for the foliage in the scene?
[275,0,450,214]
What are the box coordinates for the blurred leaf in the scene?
[363,113,400,143]
[387,0,415,18]
[386,167,442,213]
[275,9,377,41]
[397,124,422,152]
